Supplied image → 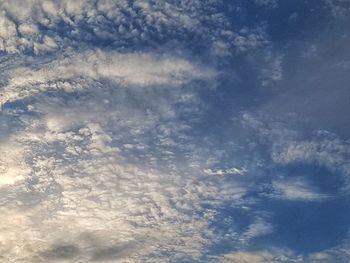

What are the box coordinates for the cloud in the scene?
[271,134,350,186]
[0,46,237,261]
[241,113,350,180]
[0,0,269,56]
[215,243,350,263]
[204,167,247,176]
[0,50,216,107]
[0,138,30,188]
[269,178,329,201]
[325,0,350,18]
[216,248,300,263]
[259,52,284,87]
[0,116,246,261]
[222,251,277,263]
[254,0,279,9]
[240,218,274,244]
[1,0,349,261]
[307,244,350,263]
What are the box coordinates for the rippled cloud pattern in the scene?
[1,0,350,262]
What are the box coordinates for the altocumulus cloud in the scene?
[1,0,350,262]
[0,1,244,262]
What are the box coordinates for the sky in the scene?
[0,0,350,262]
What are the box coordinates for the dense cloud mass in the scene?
[1,0,350,262]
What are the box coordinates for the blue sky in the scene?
[0,0,350,262]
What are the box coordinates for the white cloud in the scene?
[3,1,346,261]
[0,0,270,56]
[272,137,350,180]
[216,248,301,263]
[214,244,350,263]
[0,48,238,261]
[0,138,31,188]
[0,115,246,261]
[240,218,273,244]
[220,251,280,263]
[204,167,247,176]
[0,50,216,107]
[233,26,270,54]
[270,178,328,201]
[241,113,350,181]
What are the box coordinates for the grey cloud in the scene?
[254,0,279,9]
[43,244,80,260]
[90,242,139,262]
[40,238,140,262]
